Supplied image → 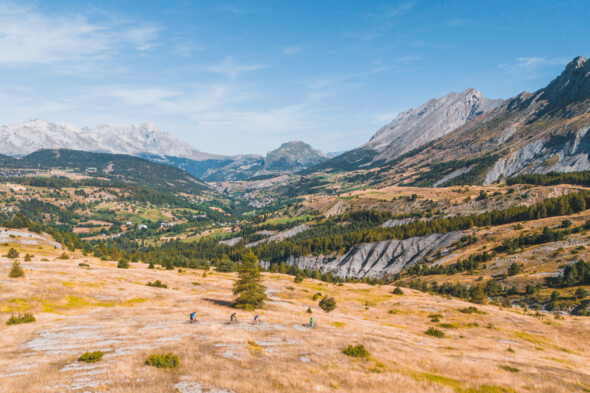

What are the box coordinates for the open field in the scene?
[0,238,589,392]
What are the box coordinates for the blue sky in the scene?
[0,1,588,155]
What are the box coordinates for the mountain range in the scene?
[0,56,588,186]
[0,120,329,181]
[311,55,590,187]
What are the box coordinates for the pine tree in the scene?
[217,254,236,272]
[319,296,336,312]
[508,262,521,276]
[117,257,130,269]
[469,284,486,304]
[7,248,19,259]
[233,251,266,310]
[9,261,24,278]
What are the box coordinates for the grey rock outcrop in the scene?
[219,237,242,246]
[381,218,417,227]
[261,232,462,278]
[246,224,310,248]
[482,56,590,184]
[365,88,502,162]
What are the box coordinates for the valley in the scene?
[0,55,589,393]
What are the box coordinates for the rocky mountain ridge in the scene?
[400,56,590,186]
[0,119,220,161]
[0,119,328,181]
[309,88,502,172]
[366,88,503,161]
[309,55,590,188]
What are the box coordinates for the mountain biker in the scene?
[310,317,316,327]
[190,311,196,322]
[254,314,259,324]
[230,312,237,323]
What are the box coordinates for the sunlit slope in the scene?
[0,238,588,392]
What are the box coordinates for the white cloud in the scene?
[101,87,182,106]
[208,57,267,78]
[171,40,204,57]
[283,45,302,55]
[384,2,415,17]
[499,56,568,71]
[0,3,160,66]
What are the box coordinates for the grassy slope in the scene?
[0,236,588,392]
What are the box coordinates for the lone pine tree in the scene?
[9,261,24,278]
[233,251,267,310]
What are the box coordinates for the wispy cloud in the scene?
[218,5,251,14]
[445,18,471,28]
[499,56,568,72]
[171,40,204,57]
[282,45,302,55]
[208,57,267,78]
[100,87,182,106]
[0,3,160,66]
[384,2,415,17]
[346,1,415,40]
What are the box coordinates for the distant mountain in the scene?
[0,149,208,194]
[327,151,346,158]
[310,56,590,188]
[0,119,328,182]
[265,141,329,171]
[310,89,502,172]
[382,55,590,186]
[0,119,220,161]
[365,88,503,162]
[202,141,330,181]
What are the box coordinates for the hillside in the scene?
[0,240,588,392]
[5,149,209,195]
[306,56,590,189]
[380,56,590,187]
[310,89,502,172]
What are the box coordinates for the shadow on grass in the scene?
[203,298,234,308]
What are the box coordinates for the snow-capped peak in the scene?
[0,119,219,160]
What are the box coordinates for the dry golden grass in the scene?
[0,240,589,392]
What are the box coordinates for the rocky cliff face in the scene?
[345,56,590,187]
[366,88,502,162]
[478,56,590,184]
[309,88,502,173]
[261,232,462,278]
